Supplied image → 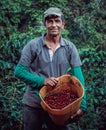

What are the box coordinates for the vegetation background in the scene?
[0,0,106,130]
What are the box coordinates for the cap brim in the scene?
[44,13,61,19]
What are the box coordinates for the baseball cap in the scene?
[43,7,63,20]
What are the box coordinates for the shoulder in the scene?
[22,36,43,54]
[26,36,43,49]
[61,38,77,50]
[28,36,43,46]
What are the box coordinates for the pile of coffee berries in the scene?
[44,89,78,109]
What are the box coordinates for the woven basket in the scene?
[39,74,84,125]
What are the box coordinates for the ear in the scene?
[62,22,65,29]
[43,21,46,27]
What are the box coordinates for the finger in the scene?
[77,109,84,116]
[71,109,83,119]
[51,77,58,82]
[71,113,77,119]
[50,78,58,84]
[56,77,59,80]
[49,80,56,86]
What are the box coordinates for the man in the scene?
[14,7,87,130]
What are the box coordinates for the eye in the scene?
[55,19,62,23]
[46,19,53,24]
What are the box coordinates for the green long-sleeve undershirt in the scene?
[67,67,87,112]
[14,63,45,88]
[14,63,87,111]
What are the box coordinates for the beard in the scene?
[49,30,61,37]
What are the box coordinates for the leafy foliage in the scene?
[0,0,106,130]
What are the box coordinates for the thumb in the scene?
[71,109,83,119]
[71,113,77,119]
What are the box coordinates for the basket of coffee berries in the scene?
[39,74,84,125]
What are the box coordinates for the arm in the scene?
[71,66,87,112]
[67,66,87,120]
[67,66,87,112]
[14,63,45,88]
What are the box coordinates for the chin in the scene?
[50,33,59,36]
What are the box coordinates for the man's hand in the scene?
[71,109,84,119]
[44,77,58,87]
[65,109,84,124]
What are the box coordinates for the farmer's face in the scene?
[45,15,65,36]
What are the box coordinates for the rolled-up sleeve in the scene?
[69,44,82,67]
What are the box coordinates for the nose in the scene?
[52,21,56,26]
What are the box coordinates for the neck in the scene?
[44,34,60,51]
[45,34,60,44]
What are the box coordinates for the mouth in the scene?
[50,29,58,32]
[48,28,60,35]
[51,29,58,31]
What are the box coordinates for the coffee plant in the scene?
[0,0,106,130]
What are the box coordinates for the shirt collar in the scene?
[41,33,65,47]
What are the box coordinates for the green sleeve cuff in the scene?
[14,63,45,88]
[80,98,87,112]
[67,66,87,112]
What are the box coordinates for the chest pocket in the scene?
[54,49,70,75]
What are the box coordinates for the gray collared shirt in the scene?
[19,35,82,78]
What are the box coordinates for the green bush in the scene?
[79,48,106,130]
[0,0,106,130]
